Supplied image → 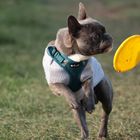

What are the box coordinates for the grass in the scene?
[0,0,140,139]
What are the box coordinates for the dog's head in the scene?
[67,3,113,56]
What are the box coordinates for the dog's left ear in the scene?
[68,15,81,38]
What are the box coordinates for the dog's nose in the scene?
[104,33,113,43]
[100,34,113,48]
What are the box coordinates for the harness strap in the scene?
[47,46,66,65]
[47,46,88,92]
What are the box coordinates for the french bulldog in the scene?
[43,2,113,140]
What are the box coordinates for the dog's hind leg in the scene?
[94,76,113,139]
[72,106,89,140]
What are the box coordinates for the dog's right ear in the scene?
[78,2,87,20]
[68,16,81,37]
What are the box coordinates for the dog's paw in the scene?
[69,96,79,109]
[98,128,108,139]
[71,101,79,109]
[86,103,95,114]
[83,99,95,113]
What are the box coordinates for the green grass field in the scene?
[0,0,140,139]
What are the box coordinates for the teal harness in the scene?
[47,46,88,92]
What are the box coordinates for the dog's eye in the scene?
[101,27,106,33]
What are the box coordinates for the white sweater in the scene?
[42,47,104,88]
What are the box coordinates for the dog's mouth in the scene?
[100,33,113,51]
[99,39,113,53]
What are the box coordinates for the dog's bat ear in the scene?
[78,2,87,20]
[68,15,81,37]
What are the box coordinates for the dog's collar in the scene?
[47,46,88,92]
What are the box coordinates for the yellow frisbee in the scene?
[113,35,140,72]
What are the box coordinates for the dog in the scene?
[43,3,113,140]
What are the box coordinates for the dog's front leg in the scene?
[49,83,88,139]
[72,106,89,140]
[82,79,95,114]
[49,83,79,109]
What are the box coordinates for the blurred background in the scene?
[0,0,140,139]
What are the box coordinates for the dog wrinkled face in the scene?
[68,16,113,56]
